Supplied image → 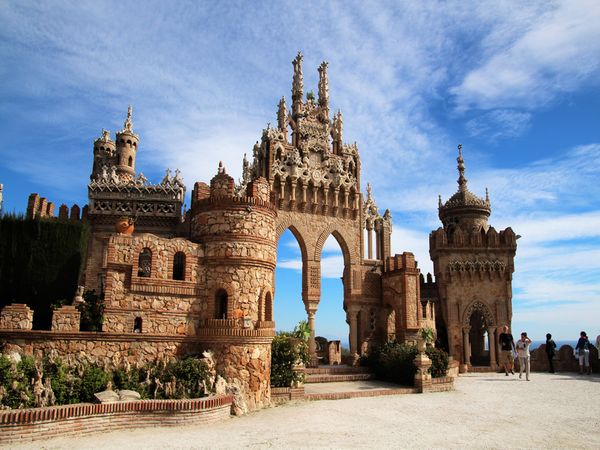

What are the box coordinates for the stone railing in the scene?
[0,303,33,330]
[0,395,232,445]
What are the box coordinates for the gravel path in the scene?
[9,372,600,449]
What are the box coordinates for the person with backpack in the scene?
[545,333,557,373]
[575,331,591,375]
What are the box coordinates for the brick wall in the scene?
[0,395,232,445]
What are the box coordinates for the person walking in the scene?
[498,325,516,376]
[545,333,557,373]
[516,332,532,381]
[575,331,591,375]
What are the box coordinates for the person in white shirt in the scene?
[516,332,532,381]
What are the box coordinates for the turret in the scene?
[438,144,491,233]
[114,105,139,183]
[291,52,304,117]
[91,129,116,181]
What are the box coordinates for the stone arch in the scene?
[276,222,308,263]
[462,300,495,327]
[314,225,355,266]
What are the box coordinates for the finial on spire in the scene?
[456,143,468,192]
[485,187,490,203]
[218,161,226,174]
[101,128,110,142]
[124,105,133,132]
[366,182,372,200]
[332,110,343,143]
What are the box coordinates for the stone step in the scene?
[468,366,496,373]
[305,373,375,383]
[304,365,371,375]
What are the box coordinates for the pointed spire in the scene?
[101,129,111,142]
[456,144,468,192]
[277,96,287,131]
[485,187,490,205]
[366,182,372,200]
[124,105,133,132]
[332,110,343,143]
[318,61,329,113]
[218,161,226,174]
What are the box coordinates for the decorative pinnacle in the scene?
[485,187,490,203]
[318,61,329,108]
[123,105,133,132]
[438,195,442,208]
[218,161,226,174]
[292,51,304,99]
[457,144,468,192]
[366,182,372,200]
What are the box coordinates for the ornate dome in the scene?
[438,145,491,231]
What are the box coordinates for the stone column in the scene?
[462,326,471,368]
[307,309,317,365]
[348,307,360,355]
[414,351,433,393]
[367,221,374,260]
[488,326,497,369]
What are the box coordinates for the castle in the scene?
[1,53,517,409]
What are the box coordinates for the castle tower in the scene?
[430,145,517,373]
[91,129,117,180]
[190,163,277,411]
[114,105,139,183]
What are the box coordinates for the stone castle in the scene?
[1,53,517,409]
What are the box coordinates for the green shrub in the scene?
[362,340,418,386]
[169,357,210,399]
[79,366,109,402]
[425,346,449,378]
[78,289,105,332]
[271,335,305,387]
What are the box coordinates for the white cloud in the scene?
[465,110,532,141]
[452,0,600,111]
[278,256,344,279]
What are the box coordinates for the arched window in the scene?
[264,291,273,321]
[138,248,152,277]
[128,156,133,167]
[172,251,185,280]
[133,317,142,333]
[215,289,228,319]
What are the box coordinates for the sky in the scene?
[1,1,599,343]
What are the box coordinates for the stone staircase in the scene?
[305,365,374,383]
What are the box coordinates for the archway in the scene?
[315,234,347,362]
[274,228,306,333]
[469,310,489,366]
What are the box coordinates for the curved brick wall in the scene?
[0,395,232,445]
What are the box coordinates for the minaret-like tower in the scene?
[318,61,329,119]
[115,105,139,183]
[430,144,517,373]
[91,129,116,180]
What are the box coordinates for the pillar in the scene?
[488,326,497,369]
[462,326,471,367]
[307,310,317,364]
[348,307,360,355]
[367,221,373,259]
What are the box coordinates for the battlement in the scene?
[384,252,419,273]
[419,273,438,301]
[26,194,86,222]
[429,225,517,252]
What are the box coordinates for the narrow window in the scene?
[215,289,228,319]
[128,156,133,167]
[138,248,152,277]
[173,251,185,280]
[133,317,142,333]
[264,292,273,321]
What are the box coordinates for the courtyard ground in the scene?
[8,372,600,449]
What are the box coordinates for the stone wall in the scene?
[0,331,197,369]
[0,304,33,330]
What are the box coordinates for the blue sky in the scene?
[1,1,599,342]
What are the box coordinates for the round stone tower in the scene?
[114,105,138,182]
[91,129,116,180]
[190,162,277,412]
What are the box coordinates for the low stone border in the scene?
[271,387,305,403]
[305,387,418,401]
[0,395,232,445]
[430,376,454,392]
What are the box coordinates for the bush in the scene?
[271,335,305,387]
[168,357,211,399]
[425,347,449,378]
[78,289,105,332]
[362,341,418,386]
[79,366,109,402]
